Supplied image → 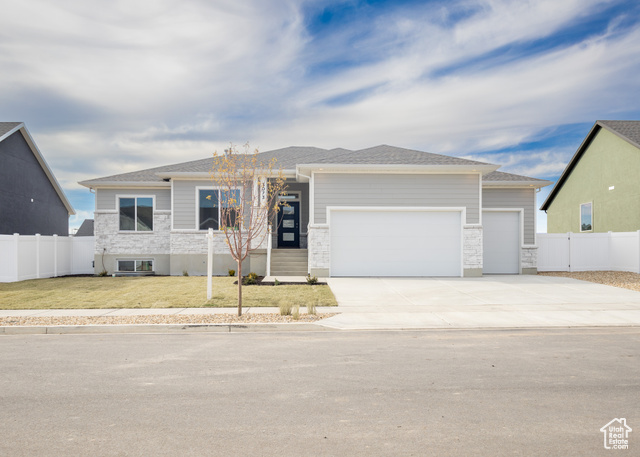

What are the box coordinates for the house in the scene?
[74,219,94,236]
[541,120,640,233]
[79,145,550,277]
[0,122,75,236]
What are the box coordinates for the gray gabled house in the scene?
[0,122,74,236]
[80,145,550,277]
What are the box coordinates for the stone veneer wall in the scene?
[170,231,230,255]
[521,246,537,273]
[463,225,483,275]
[308,225,330,276]
[94,211,171,255]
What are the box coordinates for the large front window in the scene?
[199,189,241,230]
[580,202,592,232]
[119,197,153,231]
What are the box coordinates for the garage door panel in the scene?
[330,210,461,277]
[483,211,520,274]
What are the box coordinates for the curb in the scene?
[0,322,335,335]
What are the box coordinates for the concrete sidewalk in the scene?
[319,275,640,330]
[4,275,640,333]
[0,306,337,317]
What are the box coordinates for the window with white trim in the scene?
[119,197,153,231]
[117,260,153,272]
[580,202,592,232]
[198,189,241,230]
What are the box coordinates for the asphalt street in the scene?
[1,328,638,456]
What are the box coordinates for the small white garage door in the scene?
[330,210,462,277]
[483,211,520,274]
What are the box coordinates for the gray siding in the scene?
[172,180,254,230]
[96,188,171,211]
[172,180,208,229]
[313,173,480,224]
[482,188,535,245]
[0,130,69,236]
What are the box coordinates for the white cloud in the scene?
[0,0,638,209]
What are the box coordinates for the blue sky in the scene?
[1,0,640,231]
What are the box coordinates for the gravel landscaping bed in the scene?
[0,313,337,327]
[539,271,640,292]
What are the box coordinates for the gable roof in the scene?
[483,171,551,187]
[75,219,94,236]
[0,122,22,139]
[540,120,640,211]
[1,122,75,215]
[80,144,547,188]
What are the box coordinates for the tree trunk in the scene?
[237,259,243,316]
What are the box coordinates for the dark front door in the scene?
[278,201,299,248]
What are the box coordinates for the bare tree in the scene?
[209,143,287,316]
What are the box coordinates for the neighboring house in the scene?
[79,145,550,277]
[541,120,640,233]
[0,122,75,236]
[74,219,94,236]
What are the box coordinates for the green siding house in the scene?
[541,121,640,233]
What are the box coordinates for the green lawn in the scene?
[0,276,337,310]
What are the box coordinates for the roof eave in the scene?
[599,122,640,150]
[79,181,171,189]
[0,122,23,142]
[483,180,552,189]
[14,125,76,215]
[540,122,605,211]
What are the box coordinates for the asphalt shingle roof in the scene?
[0,122,22,138]
[80,144,542,186]
[599,120,640,148]
[483,171,548,182]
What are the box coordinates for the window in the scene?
[198,189,241,230]
[117,260,153,272]
[119,197,153,231]
[580,202,592,232]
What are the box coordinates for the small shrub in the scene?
[279,302,292,316]
[243,272,259,285]
[228,269,236,277]
[307,302,317,315]
[274,278,280,286]
[182,270,189,276]
[292,305,300,320]
[98,270,108,277]
[306,274,318,285]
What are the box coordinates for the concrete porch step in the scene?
[271,249,308,257]
[271,260,308,266]
[269,270,310,277]
[270,249,308,276]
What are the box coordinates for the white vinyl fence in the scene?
[538,231,640,273]
[0,234,95,282]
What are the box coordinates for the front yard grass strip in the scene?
[0,276,338,310]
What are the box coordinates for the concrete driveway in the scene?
[321,275,640,330]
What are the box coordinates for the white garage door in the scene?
[483,211,520,274]
[330,210,462,277]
